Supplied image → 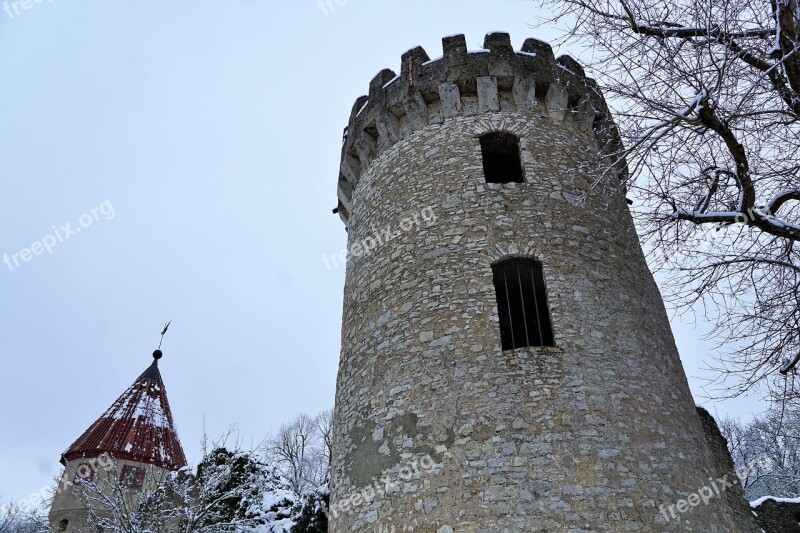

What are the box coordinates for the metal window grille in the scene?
[492,258,554,350]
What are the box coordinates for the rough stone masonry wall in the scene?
[330,33,762,532]
[696,407,763,528]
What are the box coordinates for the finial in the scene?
[153,349,163,360]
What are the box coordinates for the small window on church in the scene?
[492,258,554,350]
[480,132,523,183]
[120,465,145,489]
[57,519,69,532]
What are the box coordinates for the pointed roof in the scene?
[61,350,188,471]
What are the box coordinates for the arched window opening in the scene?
[480,132,523,183]
[57,520,69,532]
[492,258,553,350]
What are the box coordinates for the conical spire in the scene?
[136,349,163,384]
[61,350,187,471]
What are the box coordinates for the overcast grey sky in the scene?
[0,0,767,506]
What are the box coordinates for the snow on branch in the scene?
[779,352,800,375]
[767,189,800,215]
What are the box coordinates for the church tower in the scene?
[329,33,760,531]
[48,349,187,532]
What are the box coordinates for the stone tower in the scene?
[48,350,187,532]
[330,33,760,532]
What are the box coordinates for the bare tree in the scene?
[721,407,800,499]
[0,502,48,533]
[538,0,800,399]
[266,411,330,496]
[313,409,333,482]
[78,466,176,533]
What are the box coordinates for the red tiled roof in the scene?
[61,358,188,471]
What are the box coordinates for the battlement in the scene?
[336,32,626,225]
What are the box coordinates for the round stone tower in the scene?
[330,33,759,532]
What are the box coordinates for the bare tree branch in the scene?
[538,0,800,398]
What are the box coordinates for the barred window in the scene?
[492,258,554,349]
[480,132,523,183]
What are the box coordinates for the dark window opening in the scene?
[492,258,554,350]
[57,520,69,532]
[73,463,95,485]
[120,465,145,489]
[480,132,523,183]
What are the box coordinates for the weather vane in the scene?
[158,320,171,350]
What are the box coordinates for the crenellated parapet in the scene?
[335,32,626,225]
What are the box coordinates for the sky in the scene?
[0,0,769,506]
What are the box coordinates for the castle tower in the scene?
[330,33,759,532]
[48,350,187,532]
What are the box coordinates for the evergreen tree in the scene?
[290,485,328,533]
